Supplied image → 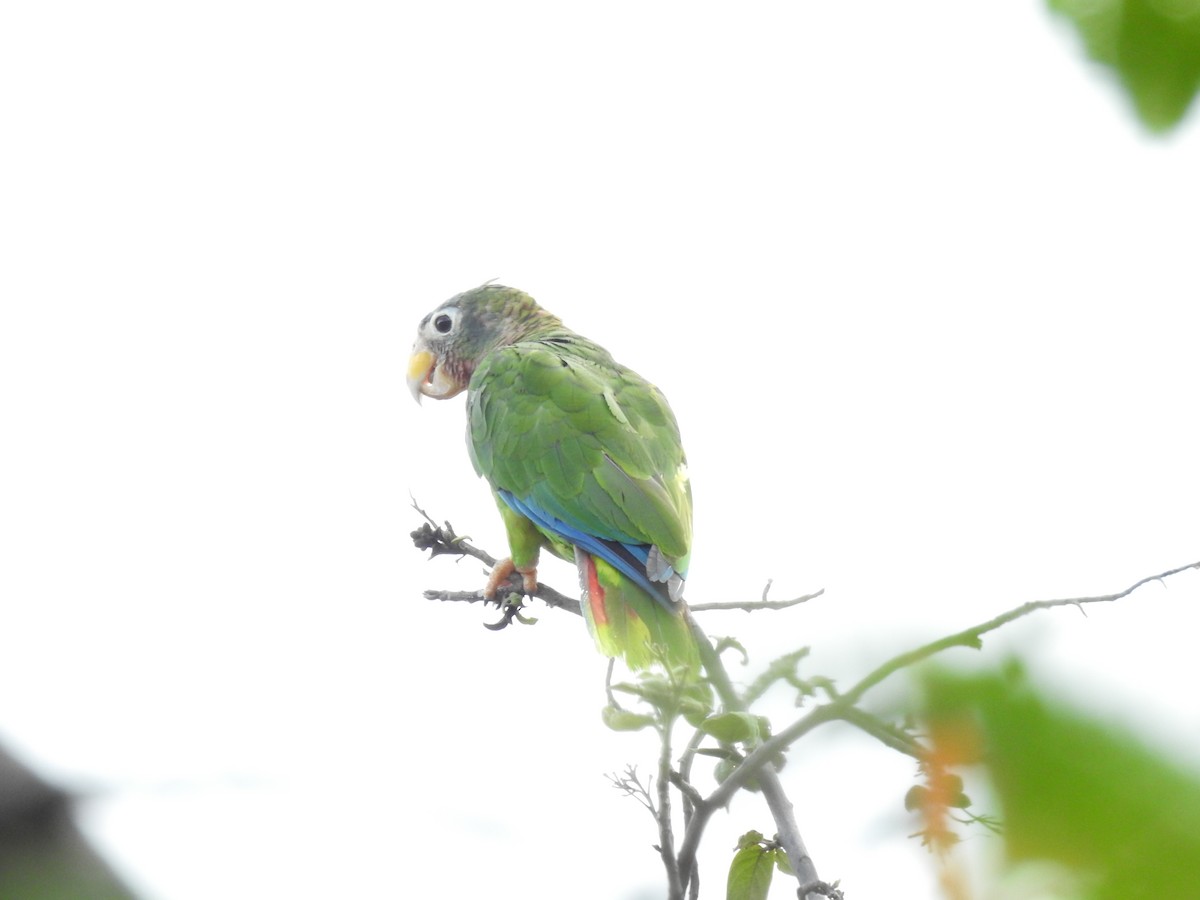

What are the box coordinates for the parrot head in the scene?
[407,283,564,403]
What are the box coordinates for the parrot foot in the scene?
[484,557,538,600]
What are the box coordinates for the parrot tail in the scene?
[575,549,699,672]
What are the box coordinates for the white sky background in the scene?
[3,2,1199,898]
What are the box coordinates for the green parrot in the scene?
[407,283,697,671]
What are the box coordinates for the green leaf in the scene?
[921,662,1200,897]
[1049,0,1200,132]
[601,705,656,732]
[700,712,762,744]
[727,838,774,900]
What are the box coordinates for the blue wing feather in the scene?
[497,489,678,609]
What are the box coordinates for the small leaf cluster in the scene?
[603,643,822,792]
[694,712,780,795]
[604,663,715,734]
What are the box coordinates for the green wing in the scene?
[467,335,692,574]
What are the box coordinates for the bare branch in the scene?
[421,588,492,605]
[690,588,825,613]
[422,582,582,618]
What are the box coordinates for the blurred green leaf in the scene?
[682,676,715,706]
[601,705,656,732]
[1049,0,1200,132]
[921,663,1200,898]
[680,677,715,726]
[727,834,774,900]
[715,758,734,787]
[680,696,712,727]
[700,711,763,744]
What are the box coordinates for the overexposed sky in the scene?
[3,2,1199,898]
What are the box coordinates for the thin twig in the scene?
[668,769,705,811]
[690,588,825,613]
[837,707,925,759]
[410,497,497,567]
[676,727,707,823]
[607,765,656,816]
[422,583,581,617]
[839,559,1200,709]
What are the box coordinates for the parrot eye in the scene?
[428,307,459,337]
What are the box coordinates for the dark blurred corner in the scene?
[0,743,138,899]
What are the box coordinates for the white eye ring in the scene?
[428,307,458,336]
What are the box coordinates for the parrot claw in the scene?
[484,557,538,600]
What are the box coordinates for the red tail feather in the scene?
[586,555,608,626]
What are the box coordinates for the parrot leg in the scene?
[484,557,539,599]
[486,495,543,598]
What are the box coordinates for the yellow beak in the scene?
[407,347,467,402]
[406,349,436,404]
